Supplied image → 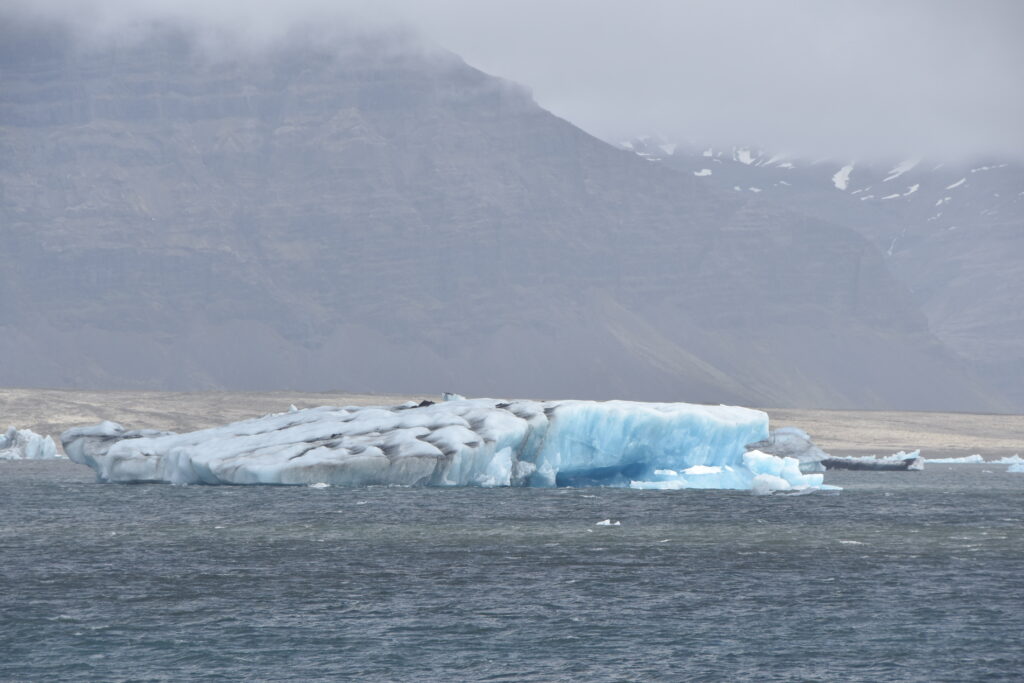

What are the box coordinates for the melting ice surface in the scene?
[61,399,834,491]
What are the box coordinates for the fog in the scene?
[6,0,1024,161]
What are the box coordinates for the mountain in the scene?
[0,19,1010,410]
[621,138,1024,405]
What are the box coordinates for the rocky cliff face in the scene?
[0,21,1008,410]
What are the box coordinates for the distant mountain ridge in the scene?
[619,138,1024,405]
[0,19,1012,411]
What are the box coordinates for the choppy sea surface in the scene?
[2,461,1022,681]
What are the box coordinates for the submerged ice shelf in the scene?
[62,398,834,491]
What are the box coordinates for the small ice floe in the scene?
[823,450,923,471]
[595,519,621,527]
[308,482,331,489]
[946,177,966,190]
[693,169,713,176]
[1007,463,1024,474]
[992,455,1022,465]
[928,454,985,464]
[838,540,865,545]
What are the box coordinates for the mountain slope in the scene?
[0,20,1008,410]
[623,139,1024,404]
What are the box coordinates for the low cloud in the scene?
[4,0,1023,161]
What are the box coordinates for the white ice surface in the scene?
[0,426,60,461]
[992,455,1023,465]
[694,169,713,176]
[945,178,966,189]
[928,454,985,464]
[1008,463,1024,473]
[61,399,838,490]
[904,184,920,196]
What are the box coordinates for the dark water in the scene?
[2,461,1022,682]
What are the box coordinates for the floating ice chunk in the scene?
[904,183,920,196]
[1008,463,1024,474]
[992,455,1023,465]
[750,474,791,495]
[596,519,621,526]
[0,426,61,460]
[777,162,795,169]
[929,454,985,464]
[659,142,677,156]
[823,450,923,471]
[63,399,818,490]
[748,187,762,193]
[946,178,966,190]
[289,404,299,413]
[881,193,901,200]
[735,148,755,165]
[631,449,831,491]
[694,169,713,176]
[309,482,330,489]
[442,392,467,402]
[702,148,713,157]
[832,164,854,190]
[746,427,829,473]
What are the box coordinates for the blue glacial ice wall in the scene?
[61,398,830,491]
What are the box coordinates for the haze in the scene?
[7,0,1023,162]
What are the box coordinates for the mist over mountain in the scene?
[620,139,1024,405]
[0,17,1014,410]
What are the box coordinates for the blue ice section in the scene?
[527,401,768,487]
[62,398,829,490]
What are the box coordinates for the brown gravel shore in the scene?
[1,388,1021,460]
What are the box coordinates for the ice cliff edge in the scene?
[61,398,831,491]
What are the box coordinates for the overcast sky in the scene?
[8,0,1024,161]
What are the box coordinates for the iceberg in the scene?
[61,398,835,491]
[1007,463,1024,474]
[0,426,60,461]
[823,450,924,471]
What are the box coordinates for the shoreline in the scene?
[2,387,1021,460]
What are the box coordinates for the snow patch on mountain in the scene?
[884,159,919,182]
[833,164,855,190]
